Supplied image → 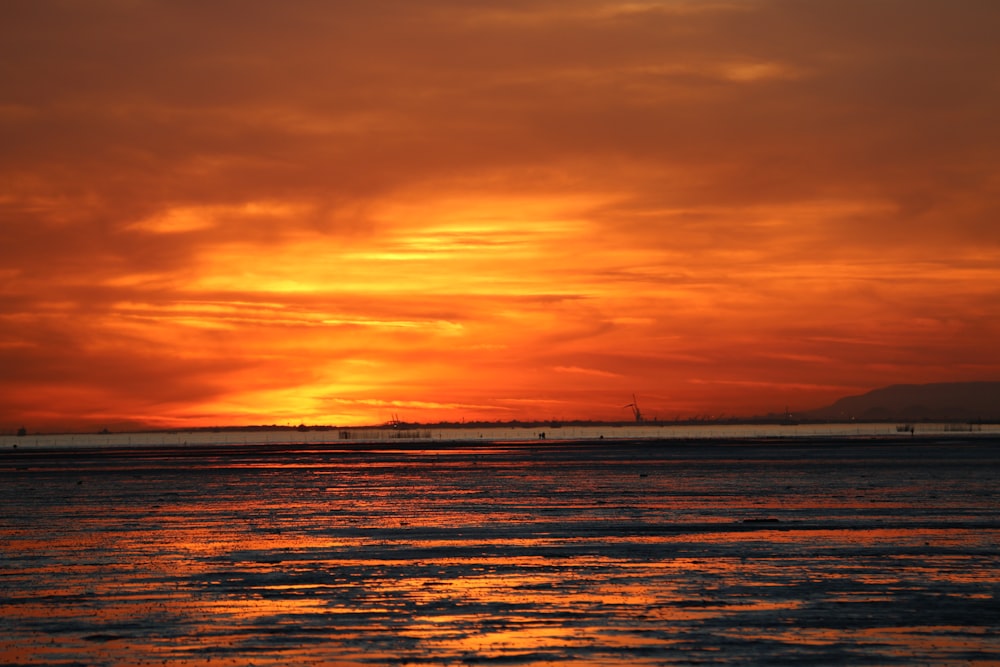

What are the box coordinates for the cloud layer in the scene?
[2,0,999,430]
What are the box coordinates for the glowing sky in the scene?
[2,0,999,431]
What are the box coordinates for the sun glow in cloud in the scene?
[2,0,999,432]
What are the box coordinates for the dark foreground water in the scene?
[2,438,999,666]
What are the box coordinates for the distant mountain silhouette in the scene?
[804,382,1000,421]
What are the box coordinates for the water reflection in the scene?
[2,441,999,665]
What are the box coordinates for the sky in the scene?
[2,0,999,432]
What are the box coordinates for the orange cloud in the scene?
[2,0,999,431]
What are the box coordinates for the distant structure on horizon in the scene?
[623,394,644,422]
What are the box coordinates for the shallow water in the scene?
[2,439,999,665]
[5,421,999,450]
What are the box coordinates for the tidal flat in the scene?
[2,438,999,666]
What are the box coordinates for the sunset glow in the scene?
[2,1,999,431]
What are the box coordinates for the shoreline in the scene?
[2,430,998,460]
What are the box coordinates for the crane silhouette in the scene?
[623,394,643,422]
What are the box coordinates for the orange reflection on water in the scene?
[3,442,999,666]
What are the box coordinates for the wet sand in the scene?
[2,437,999,665]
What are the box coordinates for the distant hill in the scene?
[803,382,1000,422]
